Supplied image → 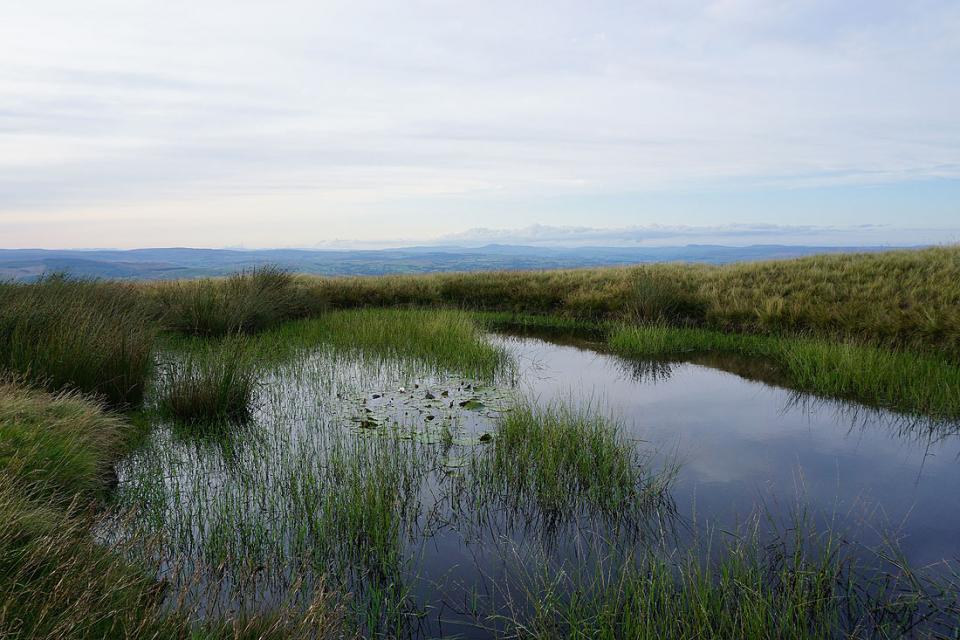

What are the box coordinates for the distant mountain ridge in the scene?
[0,244,918,281]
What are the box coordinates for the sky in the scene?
[1,0,958,249]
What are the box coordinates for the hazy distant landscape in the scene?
[4,0,959,637]
[0,244,914,281]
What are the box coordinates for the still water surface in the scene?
[111,332,960,637]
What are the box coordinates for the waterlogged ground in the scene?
[106,330,960,638]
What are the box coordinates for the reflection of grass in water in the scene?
[498,511,960,640]
[469,400,675,524]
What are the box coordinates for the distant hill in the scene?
[0,244,917,281]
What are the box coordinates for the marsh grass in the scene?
[0,382,128,504]
[153,266,319,337]
[258,308,511,379]
[610,324,960,420]
[499,514,959,639]
[0,275,155,406]
[312,246,960,358]
[157,337,258,425]
[471,400,674,522]
[0,381,347,639]
[0,485,349,639]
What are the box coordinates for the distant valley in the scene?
[0,244,917,281]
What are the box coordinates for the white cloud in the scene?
[0,1,958,247]
[433,223,958,248]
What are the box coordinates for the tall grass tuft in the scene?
[474,400,673,519]
[153,266,314,337]
[0,275,155,406]
[157,338,257,425]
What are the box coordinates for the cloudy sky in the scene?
[2,0,958,249]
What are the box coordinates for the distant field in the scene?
[0,243,915,281]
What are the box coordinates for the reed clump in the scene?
[0,275,155,406]
[474,401,673,519]
[153,266,320,337]
[157,337,257,425]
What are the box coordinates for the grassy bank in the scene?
[609,324,960,420]
[310,245,960,358]
[0,276,155,406]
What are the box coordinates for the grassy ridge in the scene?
[310,245,960,358]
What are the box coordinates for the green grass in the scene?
[610,324,960,420]
[310,245,960,358]
[156,337,258,425]
[471,400,674,520]
[0,380,348,639]
[502,515,959,639]
[151,266,323,337]
[258,308,511,379]
[0,275,156,406]
[0,381,128,502]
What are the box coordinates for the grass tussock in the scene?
[0,275,155,406]
[505,516,959,639]
[476,401,673,519]
[610,325,960,420]
[0,381,128,502]
[311,246,960,358]
[157,337,257,425]
[152,266,322,337]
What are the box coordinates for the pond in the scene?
[105,330,960,638]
